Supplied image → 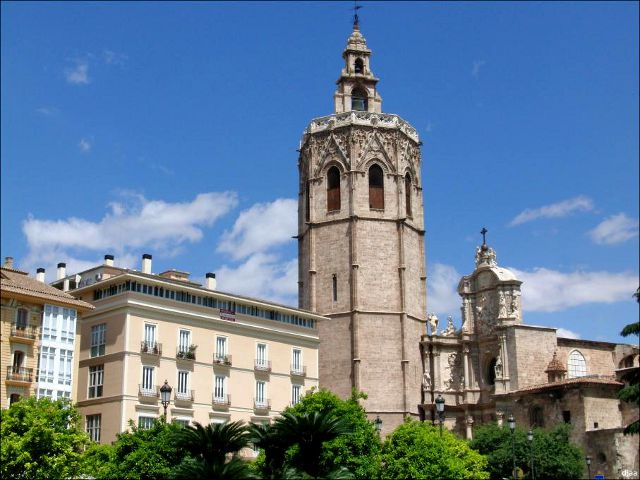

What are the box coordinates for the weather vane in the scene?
[353,0,362,28]
[480,227,488,245]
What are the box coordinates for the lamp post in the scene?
[527,430,534,480]
[374,416,382,437]
[508,414,516,480]
[435,394,445,436]
[160,380,172,420]
[585,456,591,479]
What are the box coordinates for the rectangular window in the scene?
[43,305,54,340]
[58,349,73,385]
[177,371,189,396]
[38,388,54,399]
[91,324,106,357]
[173,419,190,427]
[141,366,154,393]
[86,414,101,442]
[562,410,571,424]
[88,365,104,398]
[255,380,266,406]
[144,324,156,345]
[292,385,302,405]
[16,308,28,329]
[332,274,338,302]
[60,308,75,343]
[292,349,302,372]
[214,375,226,401]
[38,346,56,383]
[256,343,267,367]
[178,329,190,354]
[215,336,227,361]
[138,416,155,430]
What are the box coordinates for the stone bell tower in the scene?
[297,19,426,432]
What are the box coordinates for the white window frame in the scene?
[91,324,106,357]
[86,414,101,442]
[138,415,156,430]
[567,350,587,378]
[255,380,267,406]
[39,346,56,383]
[256,342,268,368]
[291,384,302,405]
[88,365,104,398]
[144,323,157,346]
[58,349,73,385]
[141,365,155,393]
[292,348,303,373]
[177,370,189,398]
[215,336,228,361]
[214,375,226,402]
[178,329,191,354]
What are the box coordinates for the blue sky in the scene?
[2,1,638,343]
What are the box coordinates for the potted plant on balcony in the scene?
[186,344,197,360]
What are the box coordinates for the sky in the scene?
[1,1,638,343]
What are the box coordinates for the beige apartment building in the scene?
[1,257,93,408]
[54,254,323,444]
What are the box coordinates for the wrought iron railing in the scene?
[140,341,162,355]
[6,367,33,382]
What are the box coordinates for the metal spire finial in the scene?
[480,227,488,245]
[353,0,362,29]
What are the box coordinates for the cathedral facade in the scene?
[298,21,639,477]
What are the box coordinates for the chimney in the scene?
[57,262,67,280]
[104,254,114,267]
[3,257,14,269]
[36,268,45,282]
[205,272,217,290]
[142,254,152,274]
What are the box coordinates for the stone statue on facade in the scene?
[494,353,503,378]
[422,371,431,391]
[498,291,507,318]
[510,293,519,319]
[442,316,456,336]
[427,313,439,336]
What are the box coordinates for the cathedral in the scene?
[298,20,639,478]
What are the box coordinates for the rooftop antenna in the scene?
[353,0,362,29]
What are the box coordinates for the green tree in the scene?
[85,418,185,480]
[380,419,489,480]
[470,423,583,480]
[172,420,254,479]
[618,287,639,434]
[283,388,381,479]
[0,397,89,480]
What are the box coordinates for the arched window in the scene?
[529,406,545,428]
[327,167,341,211]
[619,355,636,368]
[9,393,21,406]
[351,86,368,111]
[405,173,412,218]
[486,358,497,386]
[368,164,384,209]
[567,350,587,378]
[354,58,364,74]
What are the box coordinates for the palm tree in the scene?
[172,420,254,479]
[248,422,291,479]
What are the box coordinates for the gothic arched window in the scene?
[567,350,587,378]
[327,167,341,211]
[354,58,364,74]
[368,164,384,210]
[405,173,412,218]
[487,358,497,386]
[351,86,368,111]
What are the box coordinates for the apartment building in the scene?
[1,257,93,407]
[54,254,323,444]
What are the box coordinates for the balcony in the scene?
[176,345,197,361]
[140,341,162,356]
[290,365,307,377]
[254,360,272,373]
[6,367,33,384]
[253,398,271,413]
[212,393,231,409]
[213,353,232,366]
[175,389,194,404]
[138,384,159,403]
[9,324,37,343]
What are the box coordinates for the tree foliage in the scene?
[83,419,185,480]
[380,419,489,480]
[619,287,640,434]
[0,397,89,480]
[469,423,584,480]
[282,388,382,479]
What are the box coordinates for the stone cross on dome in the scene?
[480,227,488,246]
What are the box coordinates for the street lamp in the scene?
[585,456,592,479]
[160,380,172,420]
[527,430,534,480]
[508,414,516,480]
[435,394,445,436]
[374,416,382,437]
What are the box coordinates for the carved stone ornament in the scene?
[498,291,507,318]
[422,371,431,391]
[427,313,439,336]
[442,316,456,337]
[444,352,462,391]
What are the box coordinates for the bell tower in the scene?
[297,21,427,432]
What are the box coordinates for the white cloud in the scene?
[510,266,638,312]
[588,213,639,245]
[556,328,581,339]
[509,195,594,226]
[216,253,297,306]
[65,61,90,85]
[21,192,238,273]
[471,60,486,78]
[78,138,92,153]
[103,49,128,66]
[217,198,297,260]
[427,263,461,315]
[36,106,57,116]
